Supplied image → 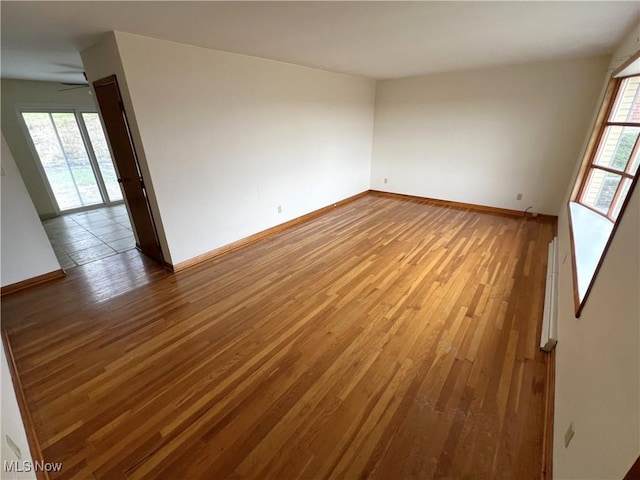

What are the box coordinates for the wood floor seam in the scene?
[2,195,555,479]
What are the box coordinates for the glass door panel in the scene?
[22,110,124,212]
[82,112,123,202]
[22,112,102,210]
[50,113,102,206]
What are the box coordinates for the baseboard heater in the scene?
[540,236,558,352]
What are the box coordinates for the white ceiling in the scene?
[1,1,638,84]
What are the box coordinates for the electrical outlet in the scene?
[384,178,388,184]
[516,193,523,200]
[277,206,282,213]
[564,422,575,448]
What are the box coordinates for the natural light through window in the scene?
[569,73,640,316]
[577,76,639,219]
[21,110,123,212]
[82,112,123,202]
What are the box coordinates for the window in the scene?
[20,110,123,212]
[569,72,640,316]
[576,75,640,219]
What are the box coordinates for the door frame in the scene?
[92,74,165,264]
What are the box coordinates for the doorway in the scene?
[92,75,164,264]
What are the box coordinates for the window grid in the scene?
[577,75,640,221]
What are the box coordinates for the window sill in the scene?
[568,202,613,314]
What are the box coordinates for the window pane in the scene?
[22,112,83,210]
[593,126,639,171]
[51,113,102,207]
[82,113,123,202]
[612,178,632,220]
[610,76,640,123]
[581,169,622,215]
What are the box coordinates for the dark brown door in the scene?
[92,75,163,264]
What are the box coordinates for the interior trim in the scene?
[570,79,618,201]
[567,73,640,317]
[169,191,369,272]
[541,348,556,480]
[169,190,557,272]
[623,455,640,480]
[612,49,640,78]
[569,171,639,318]
[369,190,558,220]
[0,269,66,298]
[1,330,51,480]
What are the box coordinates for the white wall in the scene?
[83,32,375,266]
[1,79,97,217]
[1,341,36,480]
[1,134,60,287]
[80,32,169,259]
[370,56,610,215]
[554,22,640,480]
[554,188,639,480]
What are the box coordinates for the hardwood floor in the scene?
[2,194,556,479]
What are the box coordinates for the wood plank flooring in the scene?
[2,194,555,479]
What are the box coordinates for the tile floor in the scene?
[42,204,137,270]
